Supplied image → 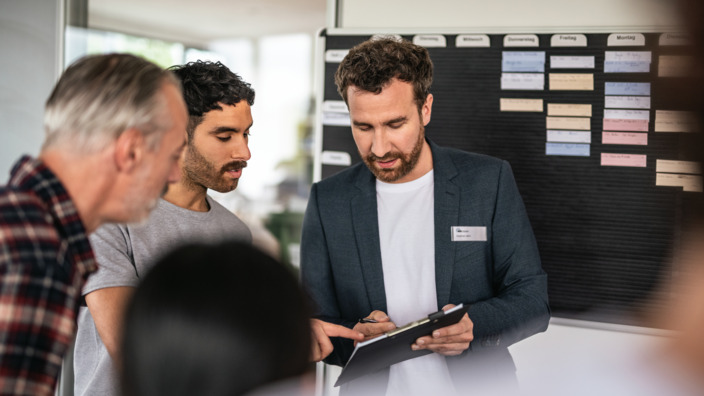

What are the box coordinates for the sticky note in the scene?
[322,112,350,126]
[656,173,703,192]
[547,130,592,143]
[546,143,590,156]
[604,61,651,73]
[500,98,544,112]
[547,104,592,117]
[602,118,649,132]
[602,132,648,145]
[603,109,650,121]
[658,55,694,77]
[604,96,651,109]
[604,82,651,96]
[502,51,546,72]
[322,100,350,126]
[501,73,544,90]
[654,110,698,132]
[601,153,647,167]
[656,159,701,174]
[605,51,652,62]
[550,56,595,69]
[549,73,594,90]
[546,116,591,130]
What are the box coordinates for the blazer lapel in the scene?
[431,141,460,308]
[351,169,387,313]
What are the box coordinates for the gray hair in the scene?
[42,53,181,153]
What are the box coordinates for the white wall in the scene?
[324,0,680,392]
[333,0,681,32]
[0,0,63,180]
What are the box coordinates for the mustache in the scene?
[367,152,401,162]
[221,161,248,172]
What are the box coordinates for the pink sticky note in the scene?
[601,153,647,167]
[602,132,648,145]
[602,118,649,132]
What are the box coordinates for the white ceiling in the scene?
[88,0,329,47]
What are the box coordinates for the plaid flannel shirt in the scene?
[0,156,97,395]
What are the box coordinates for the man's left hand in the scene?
[411,304,474,356]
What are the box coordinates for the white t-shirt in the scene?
[376,170,456,396]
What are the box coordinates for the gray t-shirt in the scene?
[73,196,251,396]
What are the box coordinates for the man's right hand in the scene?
[352,310,396,346]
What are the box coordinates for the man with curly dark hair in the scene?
[73,60,256,396]
[301,38,550,395]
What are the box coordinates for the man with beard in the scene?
[73,61,255,395]
[73,61,361,396]
[300,38,550,396]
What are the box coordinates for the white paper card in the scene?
[550,56,595,69]
[501,73,544,90]
[321,151,352,166]
[325,49,349,63]
[604,96,651,109]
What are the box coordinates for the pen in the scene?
[358,318,378,323]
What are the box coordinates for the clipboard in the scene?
[334,304,469,386]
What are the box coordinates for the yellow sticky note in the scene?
[655,110,698,132]
[658,55,694,78]
[549,73,594,91]
[500,98,544,112]
[656,159,701,174]
[546,116,591,130]
[547,103,592,117]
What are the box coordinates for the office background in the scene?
[0,0,686,394]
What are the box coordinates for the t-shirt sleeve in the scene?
[83,223,138,295]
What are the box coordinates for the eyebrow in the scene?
[209,122,253,134]
[352,116,407,128]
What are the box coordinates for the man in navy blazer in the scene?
[301,37,550,395]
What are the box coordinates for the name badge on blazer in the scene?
[451,226,487,242]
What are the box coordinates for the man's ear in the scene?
[113,128,145,173]
[421,93,433,126]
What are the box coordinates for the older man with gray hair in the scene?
[0,53,188,395]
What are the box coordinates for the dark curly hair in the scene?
[334,37,433,110]
[169,61,255,138]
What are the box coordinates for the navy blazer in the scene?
[301,139,550,390]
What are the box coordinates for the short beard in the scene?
[182,142,247,193]
[362,125,425,183]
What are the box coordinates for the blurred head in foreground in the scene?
[121,241,312,396]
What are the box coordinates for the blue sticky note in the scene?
[545,143,591,157]
[502,51,546,72]
[604,82,651,96]
[502,60,545,72]
[503,51,546,62]
[604,61,651,73]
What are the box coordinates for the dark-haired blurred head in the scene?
[121,241,312,396]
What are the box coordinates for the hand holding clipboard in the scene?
[336,304,471,386]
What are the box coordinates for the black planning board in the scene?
[317,31,700,327]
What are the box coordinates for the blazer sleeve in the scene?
[300,182,358,366]
[467,161,550,351]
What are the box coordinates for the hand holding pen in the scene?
[352,310,396,345]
